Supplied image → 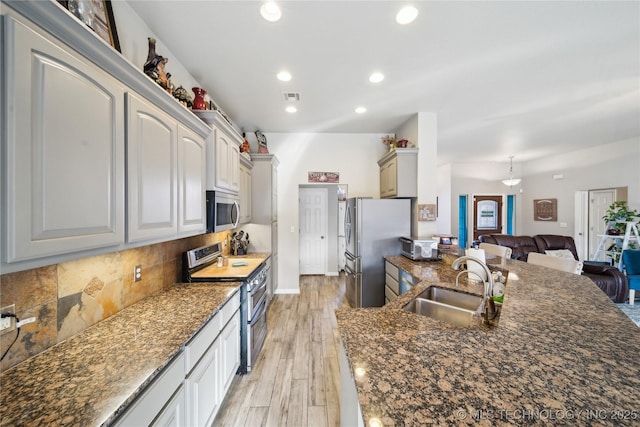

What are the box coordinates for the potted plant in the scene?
[602,201,640,235]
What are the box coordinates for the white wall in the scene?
[416,113,438,237]
[519,138,639,235]
[111,2,214,109]
[265,133,388,292]
[437,163,452,234]
[447,138,639,244]
[395,113,439,237]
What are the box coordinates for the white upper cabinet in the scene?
[126,93,178,242]
[377,148,418,199]
[126,94,207,242]
[178,125,207,235]
[1,2,211,273]
[199,111,242,195]
[2,14,125,263]
[239,155,253,224]
[214,126,240,194]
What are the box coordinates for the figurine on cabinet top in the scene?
[255,130,269,154]
[172,86,193,108]
[143,37,173,94]
[240,133,251,153]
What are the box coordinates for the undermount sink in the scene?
[403,287,484,327]
[415,286,483,311]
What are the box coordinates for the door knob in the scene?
[321,236,324,239]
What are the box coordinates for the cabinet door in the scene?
[126,93,178,242]
[239,163,252,224]
[214,127,240,194]
[220,310,240,395]
[380,160,397,198]
[177,125,206,236]
[271,165,278,221]
[3,16,125,262]
[186,340,221,427]
[379,162,388,197]
[229,143,240,193]
[114,353,185,426]
[151,386,186,427]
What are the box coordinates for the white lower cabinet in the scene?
[186,339,222,427]
[152,386,187,427]
[220,311,241,394]
[339,341,365,427]
[115,293,240,426]
[114,352,186,427]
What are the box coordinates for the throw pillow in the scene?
[545,249,575,260]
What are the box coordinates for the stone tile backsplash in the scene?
[0,231,230,372]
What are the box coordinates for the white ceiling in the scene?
[127,1,640,165]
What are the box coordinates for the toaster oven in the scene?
[399,236,441,261]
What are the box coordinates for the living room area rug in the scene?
[616,303,640,327]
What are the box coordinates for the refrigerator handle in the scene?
[344,204,351,246]
[344,264,355,275]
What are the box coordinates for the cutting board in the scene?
[191,257,265,279]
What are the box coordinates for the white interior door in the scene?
[299,188,328,275]
[574,191,589,260]
[589,189,615,260]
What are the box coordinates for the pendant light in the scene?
[502,156,521,186]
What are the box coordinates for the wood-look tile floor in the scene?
[214,274,349,427]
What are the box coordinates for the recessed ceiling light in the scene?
[260,2,281,22]
[355,106,367,114]
[396,6,418,25]
[369,72,384,83]
[285,106,297,113]
[277,70,292,82]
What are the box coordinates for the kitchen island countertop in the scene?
[336,253,640,426]
[0,282,241,426]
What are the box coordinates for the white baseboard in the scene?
[325,271,339,277]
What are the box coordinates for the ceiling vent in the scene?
[282,92,300,102]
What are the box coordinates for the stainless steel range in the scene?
[183,242,269,374]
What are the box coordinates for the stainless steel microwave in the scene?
[206,191,240,233]
[399,236,441,261]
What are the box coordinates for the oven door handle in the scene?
[250,293,268,324]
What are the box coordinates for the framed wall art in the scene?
[418,204,437,222]
[534,198,558,221]
[58,0,121,52]
[308,172,339,183]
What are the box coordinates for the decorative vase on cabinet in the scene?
[192,87,207,110]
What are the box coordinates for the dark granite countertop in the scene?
[336,253,640,426]
[0,283,241,426]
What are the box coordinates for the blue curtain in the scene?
[506,195,515,235]
[459,195,468,248]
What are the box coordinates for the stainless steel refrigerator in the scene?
[344,197,411,308]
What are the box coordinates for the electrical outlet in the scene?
[134,265,142,282]
[1,304,16,335]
